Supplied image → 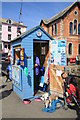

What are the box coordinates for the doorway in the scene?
[33,40,49,95]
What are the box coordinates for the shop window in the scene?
[0,24,2,31]
[74,19,77,34]
[8,34,11,40]
[68,43,72,55]
[78,23,80,35]
[69,22,73,35]
[78,44,80,55]
[8,26,11,32]
[13,46,21,64]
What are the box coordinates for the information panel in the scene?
[50,40,65,66]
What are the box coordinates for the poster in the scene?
[50,40,65,66]
[12,66,20,87]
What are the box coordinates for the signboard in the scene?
[20,48,25,67]
[50,40,65,66]
[12,66,20,87]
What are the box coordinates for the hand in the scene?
[35,64,38,67]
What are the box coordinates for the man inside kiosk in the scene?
[34,53,40,95]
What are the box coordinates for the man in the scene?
[6,67,9,82]
[34,55,40,94]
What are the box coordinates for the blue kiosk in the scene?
[11,26,53,100]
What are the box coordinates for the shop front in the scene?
[11,26,53,100]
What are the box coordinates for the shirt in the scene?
[35,56,40,75]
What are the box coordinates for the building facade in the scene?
[0,18,26,54]
[40,1,80,61]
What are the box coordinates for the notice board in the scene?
[50,40,66,97]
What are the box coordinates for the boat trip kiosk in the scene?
[11,26,53,100]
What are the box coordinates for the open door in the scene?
[33,40,49,95]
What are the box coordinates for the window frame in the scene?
[78,44,80,55]
[78,23,80,35]
[68,42,73,55]
[69,22,73,35]
[8,34,11,40]
[8,26,11,32]
[51,22,57,36]
[74,19,77,35]
[0,33,2,40]
[0,24,2,31]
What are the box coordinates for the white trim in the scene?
[73,19,78,35]
[74,10,78,16]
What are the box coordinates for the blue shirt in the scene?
[35,56,40,75]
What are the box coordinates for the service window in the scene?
[13,45,21,64]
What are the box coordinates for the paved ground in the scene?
[0,76,80,119]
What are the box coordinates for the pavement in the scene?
[0,75,80,119]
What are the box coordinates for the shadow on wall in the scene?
[27,74,32,87]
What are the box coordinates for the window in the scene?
[78,23,80,35]
[0,25,2,31]
[51,25,54,35]
[13,45,21,64]
[78,44,80,55]
[74,10,78,16]
[68,43,72,55]
[17,27,21,33]
[0,33,1,39]
[8,34,11,40]
[74,19,77,34]
[4,45,7,48]
[54,23,57,35]
[8,44,10,50]
[8,26,11,32]
[41,46,45,55]
[7,19,11,24]
[51,23,57,36]
[69,22,73,34]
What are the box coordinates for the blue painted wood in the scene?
[11,26,52,100]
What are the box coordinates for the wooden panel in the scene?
[50,64,64,96]
[43,51,49,69]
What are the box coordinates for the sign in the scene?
[20,48,25,67]
[12,66,20,87]
[50,40,65,66]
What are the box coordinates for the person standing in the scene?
[34,55,40,94]
[6,67,9,82]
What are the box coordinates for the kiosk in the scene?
[11,26,53,100]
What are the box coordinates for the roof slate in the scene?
[0,18,26,27]
[11,25,53,42]
[41,0,79,25]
